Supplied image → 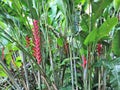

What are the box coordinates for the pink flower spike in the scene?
[32,20,42,64]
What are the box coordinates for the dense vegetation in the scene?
[0,0,120,90]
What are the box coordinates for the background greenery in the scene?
[0,0,120,90]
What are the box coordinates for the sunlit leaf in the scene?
[84,17,118,45]
[112,30,120,56]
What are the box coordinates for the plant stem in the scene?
[38,71,42,90]
[73,50,78,90]
[70,37,74,90]
[19,51,30,90]
[0,58,21,90]
[98,70,101,90]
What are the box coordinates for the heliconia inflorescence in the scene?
[25,35,30,48]
[81,55,87,68]
[32,20,42,64]
[97,43,102,56]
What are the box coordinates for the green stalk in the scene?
[69,37,74,90]
[73,53,78,90]
[42,0,56,88]
[38,71,42,90]
[98,69,101,90]
[19,51,30,90]
[88,1,92,90]
[83,67,87,90]
[103,46,107,90]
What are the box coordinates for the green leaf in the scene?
[30,7,38,20]
[84,17,118,45]
[80,48,87,56]
[15,56,22,68]
[97,17,118,40]
[6,54,12,65]
[0,65,7,77]
[112,30,120,56]
[15,61,22,68]
[74,0,86,6]
[55,0,65,14]
[92,0,113,23]
[113,0,120,10]
[0,21,6,29]
[57,38,63,47]
[84,28,98,45]
[22,0,33,9]
[80,14,89,32]
[16,56,21,61]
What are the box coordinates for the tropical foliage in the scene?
[0,0,120,90]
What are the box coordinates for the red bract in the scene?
[32,20,42,64]
[97,43,102,56]
[25,35,30,47]
[82,56,87,68]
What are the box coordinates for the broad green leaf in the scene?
[113,0,120,10]
[84,17,118,45]
[97,17,118,40]
[84,28,98,45]
[11,0,21,13]
[92,0,113,23]
[112,30,120,56]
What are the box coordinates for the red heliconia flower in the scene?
[2,47,4,60]
[32,20,42,64]
[81,55,87,68]
[97,43,102,56]
[25,35,30,47]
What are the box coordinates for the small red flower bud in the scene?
[97,43,102,56]
[81,55,87,68]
